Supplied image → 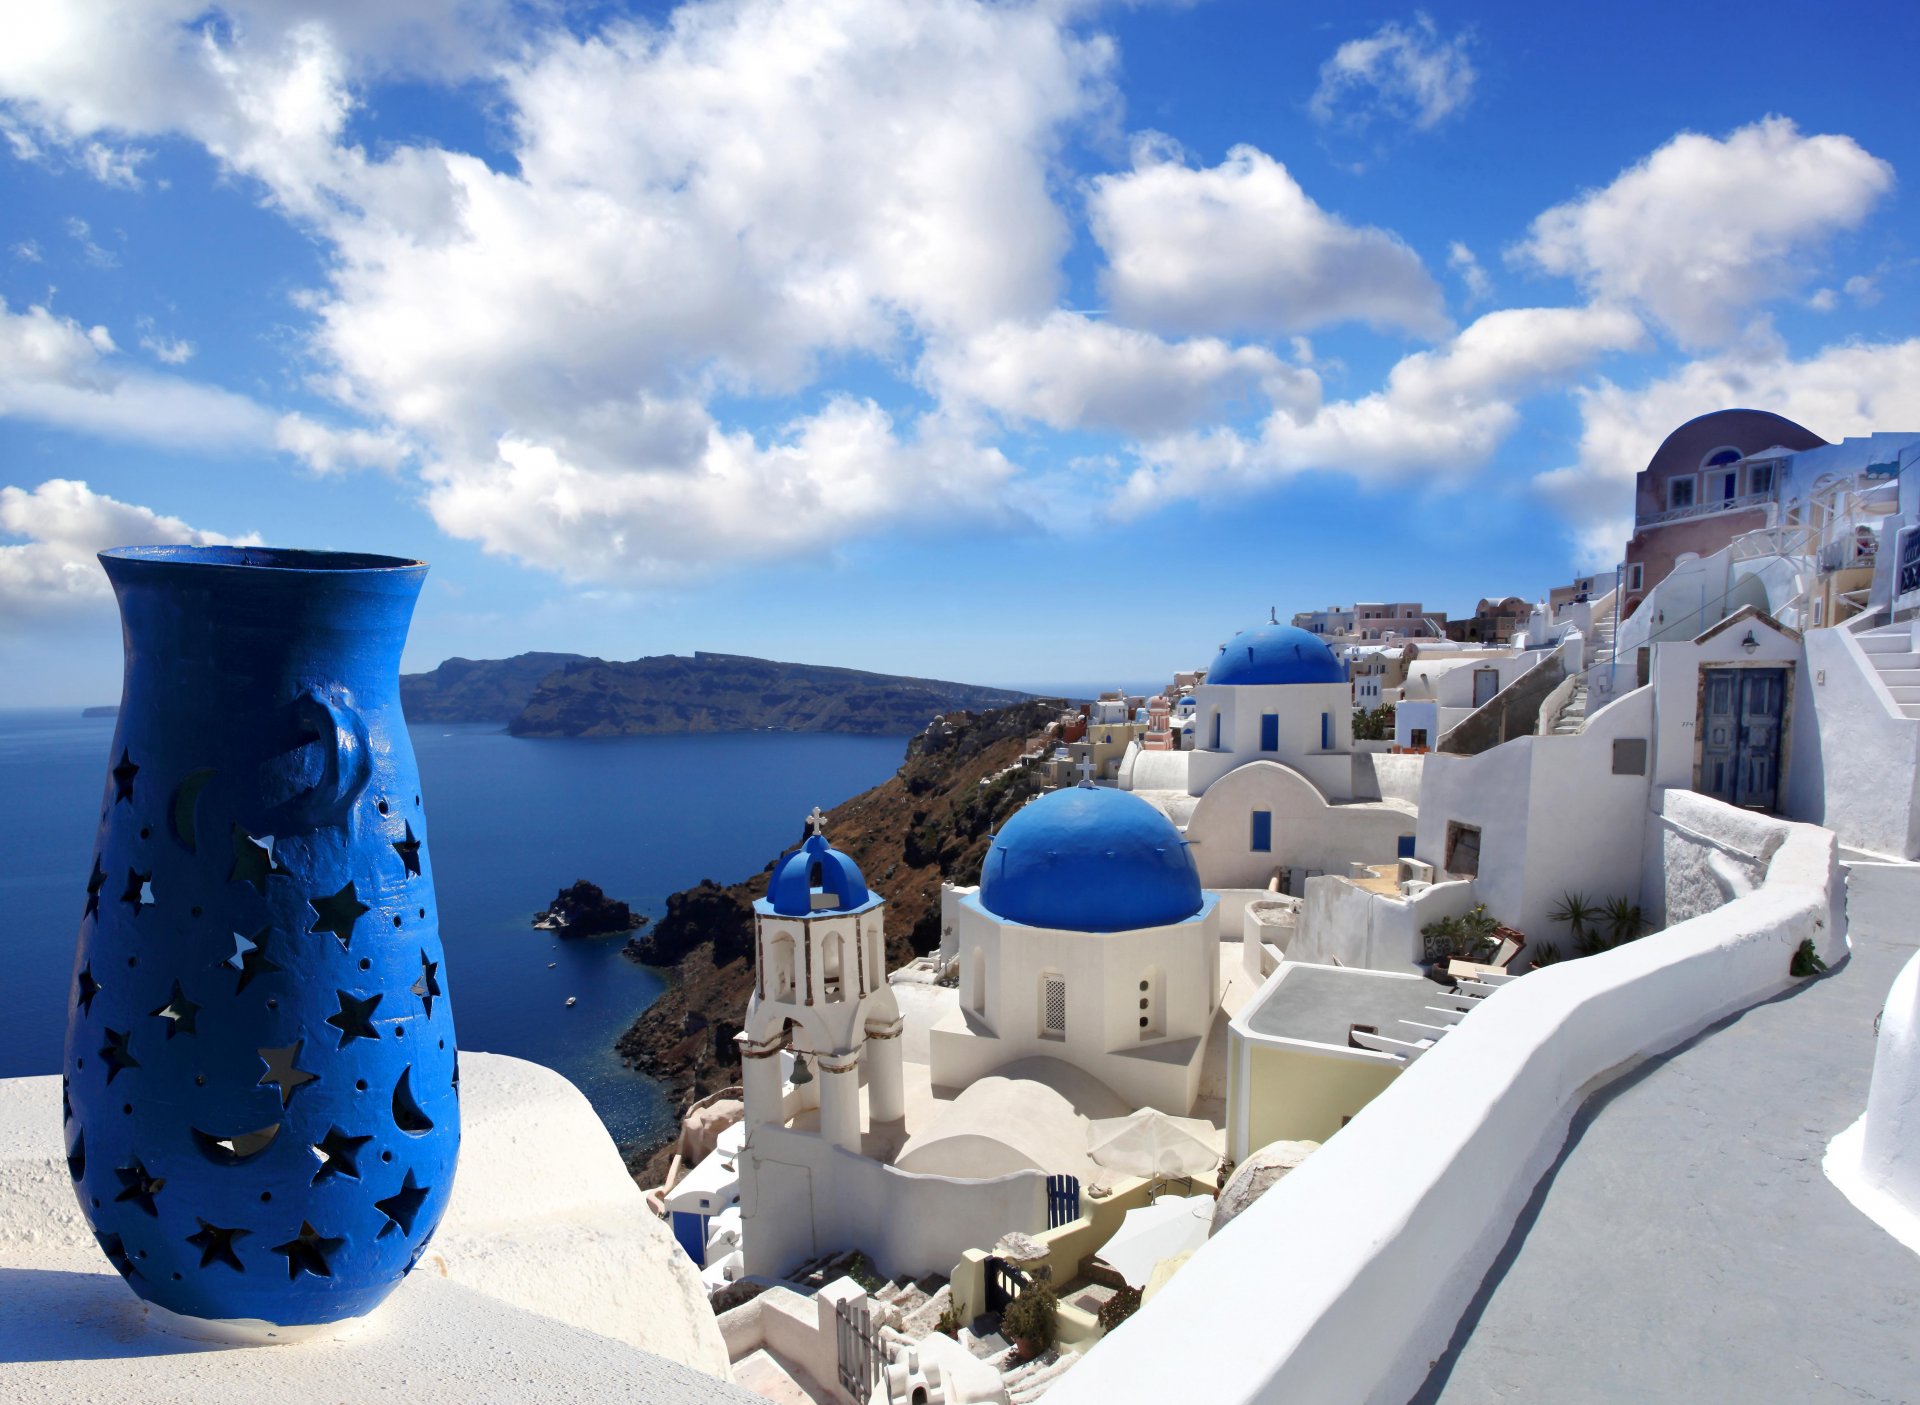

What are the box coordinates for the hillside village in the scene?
[632,407,1920,1403]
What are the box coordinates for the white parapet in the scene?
[1827,943,1920,1255]
[0,1051,743,1401]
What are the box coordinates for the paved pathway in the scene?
[1415,863,1920,1404]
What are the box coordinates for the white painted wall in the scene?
[1414,686,1654,953]
[1123,746,1194,792]
[1784,627,1920,860]
[1288,876,1478,973]
[1188,680,1355,799]
[739,1125,1047,1279]
[935,893,1220,1113]
[1045,806,1843,1405]
[1182,761,1415,893]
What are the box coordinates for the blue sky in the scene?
[3,0,1916,705]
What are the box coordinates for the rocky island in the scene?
[614,700,1062,1180]
[533,880,647,938]
[399,648,1032,736]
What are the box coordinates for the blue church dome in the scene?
[766,833,874,917]
[979,787,1203,934]
[1208,623,1345,686]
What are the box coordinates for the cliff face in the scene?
[509,652,1033,738]
[400,652,588,722]
[615,700,1061,1175]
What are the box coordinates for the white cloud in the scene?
[12,239,41,263]
[1535,330,1920,568]
[1088,141,1449,339]
[422,398,1021,584]
[1844,273,1882,307]
[0,478,256,615]
[1515,117,1895,346]
[136,319,195,365]
[65,216,117,269]
[1448,240,1491,305]
[79,141,151,188]
[1808,287,1839,312]
[1117,303,1646,511]
[0,298,276,450]
[274,411,412,474]
[1311,12,1476,132]
[921,311,1316,437]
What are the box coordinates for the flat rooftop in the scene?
[1245,963,1451,1048]
[1414,860,1920,1403]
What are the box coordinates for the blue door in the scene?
[1698,667,1787,810]
[670,1210,708,1265]
[1251,811,1272,852]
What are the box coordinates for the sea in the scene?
[0,710,907,1151]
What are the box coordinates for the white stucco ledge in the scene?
[0,1051,752,1403]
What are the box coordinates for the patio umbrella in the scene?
[1086,1108,1222,1179]
[1096,1195,1213,1289]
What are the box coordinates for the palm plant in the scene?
[1551,892,1600,954]
[1602,896,1644,946]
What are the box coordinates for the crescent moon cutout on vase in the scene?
[170,768,218,852]
[191,1122,282,1166]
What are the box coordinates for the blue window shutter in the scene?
[1260,713,1278,751]
[1397,834,1416,859]
[1251,811,1272,852]
[1320,712,1331,749]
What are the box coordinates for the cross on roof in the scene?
[1075,756,1098,786]
[804,806,828,837]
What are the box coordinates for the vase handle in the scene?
[284,687,373,828]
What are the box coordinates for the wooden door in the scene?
[1698,667,1787,811]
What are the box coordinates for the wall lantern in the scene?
[1741,630,1760,655]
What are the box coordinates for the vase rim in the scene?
[100,545,426,574]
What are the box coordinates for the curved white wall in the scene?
[1047,804,1841,1405]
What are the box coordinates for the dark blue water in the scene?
[0,711,904,1149]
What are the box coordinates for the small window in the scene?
[1251,810,1272,853]
[1710,470,1738,503]
[1396,834,1417,859]
[1612,739,1648,776]
[1627,562,1645,591]
[1703,447,1742,467]
[1748,463,1775,496]
[1260,713,1279,751]
[1041,973,1066,1038]
[1445,822,1482,877]
[1210,711,1222,749]
[1409,727,1428,748]
[1320,712,1332,749]
[1668,477,1696,510]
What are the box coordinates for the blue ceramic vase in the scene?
[65,546,458,1331]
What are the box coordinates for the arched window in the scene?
[768,932,797,1002]
[820,930,845,1003]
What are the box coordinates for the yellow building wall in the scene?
[1240,1043,1402,1149]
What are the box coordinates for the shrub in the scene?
[1097,1285,1142,1334]
[1420,903,1502,965]
[1527,943,1563,968]
[1791,938,1828,978]
[999,1279,1059,1353]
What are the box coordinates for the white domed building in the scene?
[1125,621,1419,894]
[927,785,1221,1114]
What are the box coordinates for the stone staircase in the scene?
[1549,676,1591,736]
[1857,622,1920,719]
[1547,607,1619,736]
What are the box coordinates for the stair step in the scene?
[1876,669,1920,688]
[1859,634,1915,654]
[1892,686,1920,703]
[1869,653,1920,673]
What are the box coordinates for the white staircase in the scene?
[1549,676,1590,736]
[1857,622,1920,719]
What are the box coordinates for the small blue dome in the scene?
[767,834,873,917]
[1208,623,1345,686]
[980,787,1203,933]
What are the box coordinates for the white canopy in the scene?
[1097,1195,1214,1289]
[1086,1107,1222,1179]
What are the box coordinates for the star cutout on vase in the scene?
[309,1126,373,1184]
[99,1027,139,1083]
[412,950,441,1020]
[113,1158,166,1217]
[186,1218,250,1272]
[84,854,107,919]
[227,824,285,895]
[309,881,369,951]
[76,965,101,1016]
[226,925,283,994]
[96,1230,140,1279]
[149,980,200,1038]
[112,748,139,804]
[120,867,155,915]
[392,822,422,879]
[67,1130,85,1181]
[270,1221,343,1281]
[326,989,382,1047]
[257,1040,317,1108]
[375,1170,430,1238]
